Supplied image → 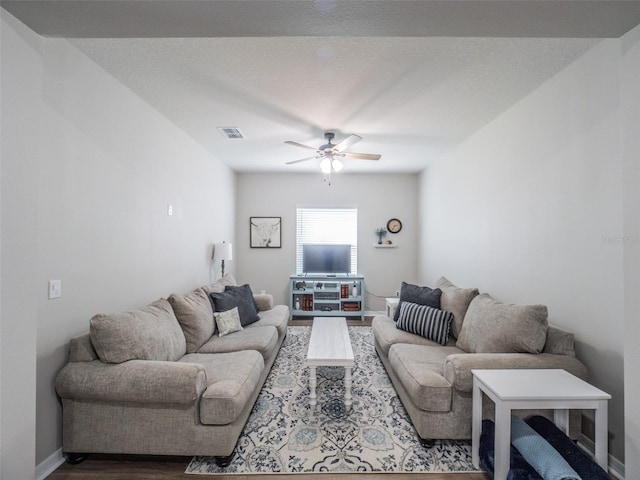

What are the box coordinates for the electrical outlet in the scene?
[49,280,62,299]
[395,290,400,297]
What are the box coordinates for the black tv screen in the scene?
[302,244,352,275]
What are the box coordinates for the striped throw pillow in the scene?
[396,301,453,345]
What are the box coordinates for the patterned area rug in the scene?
[186,326,477,474]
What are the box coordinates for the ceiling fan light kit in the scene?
[285,131,381,183]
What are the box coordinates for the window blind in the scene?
[296,207,358,274]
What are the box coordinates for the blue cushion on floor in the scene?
[510,415,581,480]
[525,416,611,480]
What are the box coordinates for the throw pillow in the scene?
[456,294,548,354]
[90,298,187,364]
[393,281,442,322]
[214,307,243,337]
[396,301,453,346]
[435,276,479,339]
[168,288,215,353]
[225,284,260,313]
[210,284,260,327]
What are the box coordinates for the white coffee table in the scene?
[306,317,355,410]
[471,369,611,480]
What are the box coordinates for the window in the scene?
[296,207,358,274]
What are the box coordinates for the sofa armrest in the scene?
[56,359,207,405]
[253,293,274,311]
[544,324,576,356]
[443,353,588,393]
[68,332,98,362]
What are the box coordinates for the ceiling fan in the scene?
[284,132,381,178]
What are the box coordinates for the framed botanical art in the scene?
[250,217,282,248]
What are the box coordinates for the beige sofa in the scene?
[372,277,588,445]
[55,275,289,467]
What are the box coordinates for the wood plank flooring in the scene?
[47,454,490,480]
[47,317,489,480]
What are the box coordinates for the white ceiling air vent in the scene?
[217,127,245,139]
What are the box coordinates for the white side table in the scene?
[471,369,611,480]
[385,297,399,318]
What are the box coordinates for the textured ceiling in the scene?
[3,1,639,173]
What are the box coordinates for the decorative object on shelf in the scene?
[250,217,281,248]
[375,227,388,244]
[385,240,393,245]
[213,241,233,277]
[352,282,358,297]
[387,218,402,234]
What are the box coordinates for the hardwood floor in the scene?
[48,318,490,479]
[47,454,490,479]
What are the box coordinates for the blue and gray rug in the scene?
[186,326,477,474]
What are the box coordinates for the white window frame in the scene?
[295,207,358,275]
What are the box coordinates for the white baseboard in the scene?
[36,448,64,480]
[365,310,385,317]
[579,433,625,479]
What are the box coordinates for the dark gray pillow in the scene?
[225,284,260,313]
[393,281,442,322]
[210,284,260,327]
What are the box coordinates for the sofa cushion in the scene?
[201,273,237,295]
[197,325,279,361]
[245,304,289,337]
[214,307,243,337]
[90,298,186,364]
[168,288,215,353]
[394,281,441,322]
[456,294,548,354]
[210,284,260,327]
[179,350,264,425]
[388,343,463,412]
[435,276,479,339]
[372,316,452,356]
[396,301,453,346]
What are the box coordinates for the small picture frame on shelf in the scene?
[250,217,282,248]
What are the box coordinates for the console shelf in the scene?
[290,274,365,321]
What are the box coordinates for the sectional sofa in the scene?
[55,274,289,466]
[372,276,588,444]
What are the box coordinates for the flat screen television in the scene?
[302,244,352,275]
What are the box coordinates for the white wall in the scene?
[1,12,43,480]
[235,173,419,312]
[419,38,629,463]
[0,12,236,476]
[621,25,640,479]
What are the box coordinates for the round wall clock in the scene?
[387,218,402,234]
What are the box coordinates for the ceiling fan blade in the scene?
[341,152,381,161]
[333,134,362,152]
[285,140,318,151]
[286,156,318,165]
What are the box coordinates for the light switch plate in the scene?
[49,280,62,299]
